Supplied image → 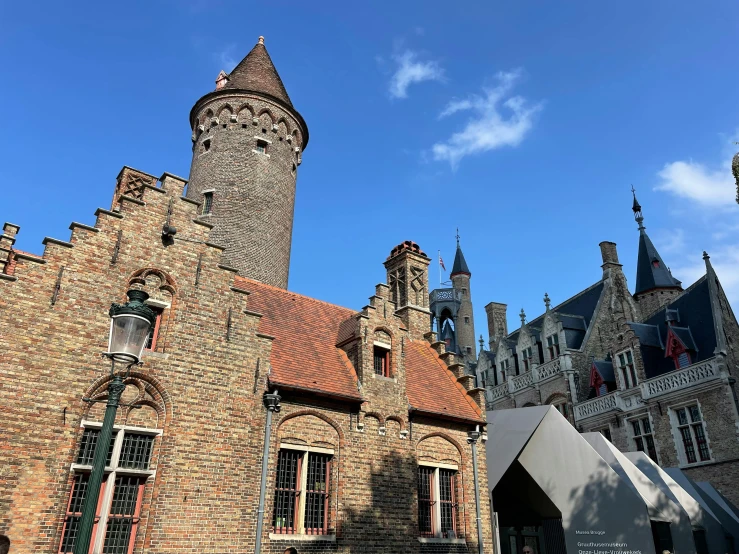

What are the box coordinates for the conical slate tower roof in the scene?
[450,241,471,278]
[224,36,293,108]
[632,192,681,294]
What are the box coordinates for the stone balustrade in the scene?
[574,357,720,422]
[486,355,566,406]
[641,358,719,399]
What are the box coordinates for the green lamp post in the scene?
[74,290,156,554]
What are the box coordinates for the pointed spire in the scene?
[632,185,645,230]
[543,292,551,311]
[479,335,485,353]
[519,308,526,327]
[222,36,294,108]
[450,230,471,278]
[703,251,728,356]
[633,193,681,295]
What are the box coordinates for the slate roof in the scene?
[635,229,682,294]
[450,243,471,277]
[628,276,715,378]
[506,281,604,349]
[593,360,616,383]
[224,38,293,108]
[236,276,483,423]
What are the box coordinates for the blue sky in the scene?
[2,0,738,343]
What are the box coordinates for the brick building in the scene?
[479,191,739,505]
[0,38,492,554]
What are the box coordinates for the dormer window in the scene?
[652,258,660,268]
[521,347,533,371]
[373,345,391,378]
[617,350,637,389]
[546,334,560,359]
[666,329,692,369]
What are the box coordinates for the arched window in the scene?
[59,421,162,553]
[373,330,392,378]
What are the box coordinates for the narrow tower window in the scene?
[373,345,391,378]
[202,192,213,215]
[256,139,269,154]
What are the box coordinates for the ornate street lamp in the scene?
[74,290,156,554]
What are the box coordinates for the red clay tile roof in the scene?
[405,340,484,423]
[235,276,483,422]
[237,276,362,400]
[224,38,293,108]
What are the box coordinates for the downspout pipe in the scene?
[255,390,281,554]
[468,426,485,554]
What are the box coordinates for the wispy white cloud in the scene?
[431,70,542,169]
[388,50,444,99]
[655,160,735,207]
[653,136,739,310]
[653,228,686,255]
[214,44,237,72]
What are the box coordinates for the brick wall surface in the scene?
[187,92,306,289]
[0,169,493,554]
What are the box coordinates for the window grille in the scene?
[304,453,330,534]
[59,474,90,553]
[632,417,658,462]
[102,475,145,553]
[202,192,213,215]
[273,449,301,534]
[438,470,457,538]
[374,346,390,377]
[417,466,434,537]
[60,426,157,554]
[119,433,155,470]
[676,406,710,463]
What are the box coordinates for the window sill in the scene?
[372,373,397,383]
[269,533,336,542]
[678,459,715,469]
[418,537,466,544]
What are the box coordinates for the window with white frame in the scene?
[417,464,459,539]
[617,350,638,389]
[499,359,509,382]
[521,347,533,371]
[59,423,160,554]
[273,446,333,535]
[673,405,711,465]
[630,416,658,463]
[546,334,560,360]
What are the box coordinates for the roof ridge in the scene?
[235,276,356,315]
[411,340,483,419]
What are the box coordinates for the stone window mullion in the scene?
[297,452,309,534]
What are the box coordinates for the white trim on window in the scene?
[616,349,638,389]
[626,412,659,463]
[668,400,714,467]
[418,461,459,471]
[279,443,334,455]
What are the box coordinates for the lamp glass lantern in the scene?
[105,290,157,364]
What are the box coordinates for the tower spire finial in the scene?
[258,36,265,45]
[631,185,645,230]
[519,308,526,326]
[456,227,460,247]
[543,292,551,311]
[479,334,485,353]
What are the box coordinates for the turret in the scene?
[631,188,682,317]
[187,36,308,289]
[450,233,476,366]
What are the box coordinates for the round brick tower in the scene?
[187,36,308,289]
